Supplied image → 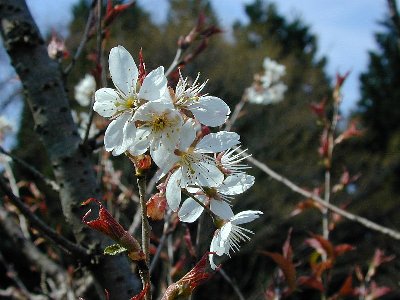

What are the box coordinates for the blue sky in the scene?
[25,0,388,113]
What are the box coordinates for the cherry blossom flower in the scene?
[47,32,69,59]
[75,74,96,106]
[217,146,251,175]
[178,173,255,222]
[209,210,263,269]
[165,73,231,127]
[247,57,287,105]
[93,45,167,155]
[159,121,240,211]
[128,101,183,156]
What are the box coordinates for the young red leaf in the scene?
[282,228,293,261]
[338,273,354,296]
[305,235,334,259]
[297,276,324,292]
[130,284,150,300]
[262,251,297,294]
[334,244,355,257]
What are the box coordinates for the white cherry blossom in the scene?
[218,147,251,175]
[128,101,183,156]
[209,210,263,269]
[160,121,240,211]
[165,73,231,127]
[178,173,255,223]
[247,57,287,105]
[75,74,96,106]
[93,45,167,155]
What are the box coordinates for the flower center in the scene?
[125,96,136,109]
[203,187,219,199]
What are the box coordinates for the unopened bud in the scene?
[128,154,152,176]
[146,193,166,221]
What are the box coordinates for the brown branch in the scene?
[0,207,71,293]
[63,1,95,75]
[0,146,60,191]
[137,174,152,300]
[0,176,90,258]
[245,154,400,240]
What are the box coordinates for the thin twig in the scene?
[244,153,400,240]
[149,211,172,274]
[128,206,143,235]
[218,268,245,300]
[165,48,182,77]
[82,95,96,145]
[182,189,217,219]
[0,176,90,258]
[64,5,95,75]
[137,174,151,300]
[0,146,59,191]
[224,92,248,132]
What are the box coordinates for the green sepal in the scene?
[104,244,128,255]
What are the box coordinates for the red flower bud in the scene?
[162,253,214,300]
[82,198,144,260]
[310,98,327,118]
[130,283,150,300]
[47,32,69,60]
[138,48,147,85]
[146,193,166,221]
[335,121,363,144]
[104,0,134,27]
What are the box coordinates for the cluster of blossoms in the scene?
[93,45,262,269]
[72,74,98,139]
[247,57,287,105]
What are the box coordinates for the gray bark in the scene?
[0,0,141,298]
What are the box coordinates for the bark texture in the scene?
[0,0,141,298]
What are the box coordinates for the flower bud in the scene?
[146,193,166,221]
[162,253,213,300]
[82,198,144,261]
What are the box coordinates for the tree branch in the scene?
[0,176,89,258]
[0,146,60,191]
[245,153,400,240]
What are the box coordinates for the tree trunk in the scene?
[0,0,141,298]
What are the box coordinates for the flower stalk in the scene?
[137,173,152,300]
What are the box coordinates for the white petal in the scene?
[104,113,132,155]
[220,222,232,243]
[209,233,224,270]
[210,199,234,220]
[196,131,240,153]
[231,210,263,225]
[94,88,119,117]
[166,169,182,211]
[218,174,255,195]
[128,128,150,155]
[178,120,197,151]
[151,144,179,173]
[211,230,226,256]
[181,160,223,187]
[119,120,137,154]
[109,46,137,96]
[178,196,205,223]
[138,66,167,101]
[189,96,230,127]
[134,101,173,122]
